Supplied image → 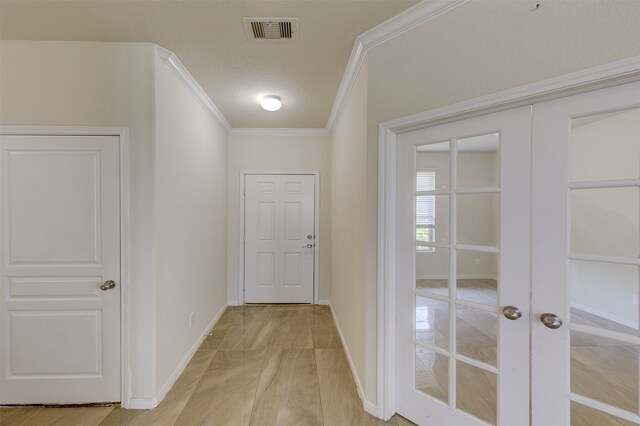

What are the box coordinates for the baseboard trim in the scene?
[327,302,378,417]
[133,302,228,410]
[571,302,635,329]
[227,299,241,307]
[416,274,497,280]
[317,299,330,305]
[124,398,159,410]
[364,399,378,417]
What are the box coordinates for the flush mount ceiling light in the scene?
[260,95,282,111]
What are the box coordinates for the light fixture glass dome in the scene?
[260,95,282,111]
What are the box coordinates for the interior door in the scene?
[396,107,531,425]
[532,81,640,425]
[244,174,315,304]
[0,134,121,404]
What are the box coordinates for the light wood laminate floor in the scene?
[0,305,413,426]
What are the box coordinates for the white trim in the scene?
[358,0,473,51]
[382,55,640,132]
[125,397,160,410]
[229,128,329,137]
[317,299,330,306]
[570,302,636,329]
[377,124,397,421]
[326,0,472,132]
[119,129,132,409]
[227,299,241,307]
[325,39,367,133]
[364,400,378,417]
[416,274,497,280]
[151,302,228,409]
[0,125,132,407]
[327,302,377,417]
[155,46,232,132]
[239,170,321,305]
[377,58,640,421]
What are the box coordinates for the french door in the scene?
[396,106,532,425]
[396,80,640,425]
[532,82,640,425]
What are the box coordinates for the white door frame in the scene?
[239,170,321,305]
[0,125,131,407]
[376,56,640,420]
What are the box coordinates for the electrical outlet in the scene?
[189,312,195,328]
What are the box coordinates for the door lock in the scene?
[502,305,522,320]
[100,280,116,291]
[540,313,563,329]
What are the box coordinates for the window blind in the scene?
[416,170,436,226]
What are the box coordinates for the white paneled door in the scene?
[0,135,121,404]
[396,107,532,425]
[244,174,315,303]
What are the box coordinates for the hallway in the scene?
[0,305,412,425]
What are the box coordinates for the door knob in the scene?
[540,313,563,329]
[303,244,313,248]
[502,305,522,320]
[100,280,117,291]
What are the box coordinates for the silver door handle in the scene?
[303,244,313,248]
[100,280,117,291]
[502,305,522,320]
[540,313,563,329]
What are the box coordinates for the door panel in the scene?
[532,82,640,425]
[396,107,531,425]
[244,174,315,303]
[0,135,120,404]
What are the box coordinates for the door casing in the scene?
[239,170,321,305]
[376,56,640,420]
[0,126,131,407]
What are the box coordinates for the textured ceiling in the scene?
[0,0,419,128]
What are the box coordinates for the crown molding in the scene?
[325,0,472,133]
[325,39,367,134]
[359,0,472,50]
[154,1,473,135]
[229,127,330,137]
[155,45,232,132]
[381,55,640,132]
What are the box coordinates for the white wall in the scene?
[329,58,370,402]
[153,51,228,393]
[226,132,331,304]
[0,40,158,400]
[0,40,230,405]
[329,0,640,408]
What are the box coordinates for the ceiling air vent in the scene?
[243,18,298,42]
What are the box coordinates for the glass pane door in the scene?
[396,106,531,425]
[532,81,640,425]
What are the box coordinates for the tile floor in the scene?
[0,305,413,426]
[2,302,634,425]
